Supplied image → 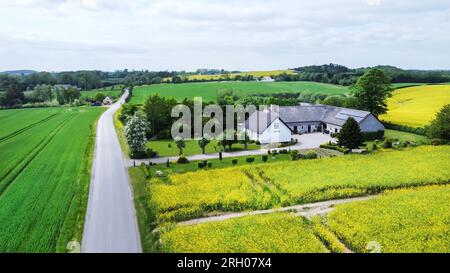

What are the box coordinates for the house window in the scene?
[335,128,338,133]
[273,122,280,131]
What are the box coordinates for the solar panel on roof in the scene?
[339,109,367,118]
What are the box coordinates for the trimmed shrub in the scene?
[232,159,238,166]
[207,162,212,168]
[177,155,189,164]
[431,138,447,146]
[146,148,157,158]
[305,152,318,159]
[198,162,205,169]
[246,157,255,163]
[383,139,393,149]
[262,155,268,162]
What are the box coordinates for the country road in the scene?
[82,90,142,253]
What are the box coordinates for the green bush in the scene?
[319,144,350,154]
[198,162,205,169]
[430,138,447,146]
[207,162,212,168]
[305,152,318,159]
[383,139,393,149]
[177,155,189,164]
[146,148,157,158]
[246,157,255,163]
[262,155,268,162]
[232,159,238,166]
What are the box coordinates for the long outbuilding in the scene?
[245,104,385,144]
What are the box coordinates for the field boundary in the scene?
[0,113,61,143]
[0,113,76,195]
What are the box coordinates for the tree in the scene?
[198,137,211,154]
[143,95,178,137]
[94,92,106,103]
[238,131,250,150]
[30,84,53,102]
[0,76,24,107]
[125,112,150,156]
[337,117,363,149]
[219,130,237,151]
[351,69,393,117]
[427,104,450,142]
[175,137,186,155]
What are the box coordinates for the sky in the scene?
[0,0,449,72]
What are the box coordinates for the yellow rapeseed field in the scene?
[159,213,329,253]
[327,185,450,253]
[381,85,450,127]
[149,146,450,223]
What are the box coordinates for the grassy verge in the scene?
[56,109,105,252]
[129,166,160,252]
[114,107,130,158]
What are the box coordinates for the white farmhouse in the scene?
[102,96,113,105]
[245,105,385,144]
[259,76,275,82]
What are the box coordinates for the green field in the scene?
[159,213,328,253]
[80,85,123,99]
[381,85,450,127]
[147,146,450,223]
[0,107,104,252]
[184,69,297,81]
[327,186,450,253]
[130,81,350,104]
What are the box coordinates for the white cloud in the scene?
[0,0,449,71]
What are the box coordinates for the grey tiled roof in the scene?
[246,105,371,133]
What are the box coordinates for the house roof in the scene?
[246,105,372,133]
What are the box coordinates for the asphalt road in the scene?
[82,90,142,253]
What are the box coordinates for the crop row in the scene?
[0,108,104,253]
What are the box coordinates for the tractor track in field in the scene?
[0,113,61,144]
[0,113,77,195]
[175,196,375,227]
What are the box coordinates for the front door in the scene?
[308,125,311,133]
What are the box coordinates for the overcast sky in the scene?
[0,0,449,72]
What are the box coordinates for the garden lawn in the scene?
[148,146,450,223]
[381,85,450,127]
[130,81,350,104]
[159,213,328,253]
[326,185,450,253]
[146,139,260,157]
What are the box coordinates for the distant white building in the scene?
[102,96,113,105]
[245,105,385,144]
[259,76,275,82]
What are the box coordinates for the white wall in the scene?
[259,118,292,144]
[326,123,342,134]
